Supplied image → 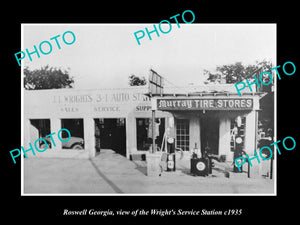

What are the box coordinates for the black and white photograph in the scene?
[21,23,276,195]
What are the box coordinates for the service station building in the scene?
[24,84,263,163]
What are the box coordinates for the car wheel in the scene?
[71,144,84,150]
[39,142,49,150]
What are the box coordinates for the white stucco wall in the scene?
[23,87,171,159]
[23,86,261,160]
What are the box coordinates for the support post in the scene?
[248,160,250,178]
[249,110,259,178]
[270,157,273,179]
[152,110,156,153]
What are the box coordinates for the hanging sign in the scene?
[156,98,253,110]
[148,69,164,95]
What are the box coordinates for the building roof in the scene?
[150,84,265,97]
[24,83,264,97]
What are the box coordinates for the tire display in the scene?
[191,158,209,176]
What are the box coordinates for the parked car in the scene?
[39,136,84,150]
[258,137,273,158]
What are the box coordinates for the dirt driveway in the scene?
[23,149,275,195]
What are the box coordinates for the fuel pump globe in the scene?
[167,137,174,144]
[236,136,243,144]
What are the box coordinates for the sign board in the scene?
[156,98,253,111]
[148,69,163,95]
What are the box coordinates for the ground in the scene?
[23,149,275,195]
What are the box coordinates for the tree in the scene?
[24,65,74,90]
[128,74,147,86]
[204,59,274,140]
[204,59,273,85]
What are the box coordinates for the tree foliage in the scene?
[128,74,147,86]
[24,65,74,90]
[204,59,274,137]
[204,60,273,84]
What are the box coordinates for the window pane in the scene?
[176,119,190,151]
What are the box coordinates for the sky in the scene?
[22,24,276,89]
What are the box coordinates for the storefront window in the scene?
[230,116,246,151]
[61,119,84,150]
[176,119,190,151]
[29,119,51,149]
[136,118,165,151]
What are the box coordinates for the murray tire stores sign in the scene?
[156,98,253,111]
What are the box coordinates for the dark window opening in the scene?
[200,116,219,155]
[61,119,84,150]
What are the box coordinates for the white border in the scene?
[273,24,277,195]
[21,24,25,195]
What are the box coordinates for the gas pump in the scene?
[203,144,214,175]
[166,137,176,171]
[165,117,176,172]
[233,116,244,173]
[233,136,244,172]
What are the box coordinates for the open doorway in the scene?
[200,113,219,155]
[94,118,126,156]
[29,119,51,149]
